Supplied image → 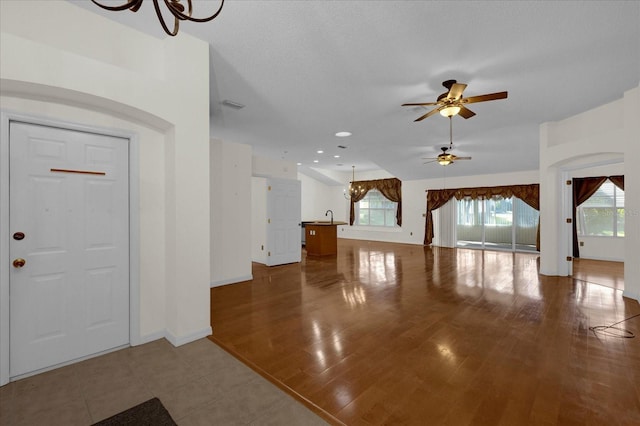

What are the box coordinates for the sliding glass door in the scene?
[456,196,538,252]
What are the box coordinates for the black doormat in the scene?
[92,397,177,426]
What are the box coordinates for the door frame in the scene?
[265,177,301,266]
[0,111,141,385]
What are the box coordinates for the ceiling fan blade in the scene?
[463,91,508,104]
[402,102,439,106]
[423,159,438,164]
[455,156,472,160]
[447,83,467,100]
[458,106,476,119]
[414,107,441,122]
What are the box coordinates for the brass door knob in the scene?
[13,258,26,268]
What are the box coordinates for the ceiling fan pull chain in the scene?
[449,116,453,149]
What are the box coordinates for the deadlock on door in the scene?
[12,231,26,268]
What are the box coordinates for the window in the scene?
[355,190,397,227]
[456,196,538,252]
[577,180,624,237]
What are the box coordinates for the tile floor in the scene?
[0,338,328,426]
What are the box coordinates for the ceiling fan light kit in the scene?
[422,116,472,167]
[439,105,461,118]
[406,79,507,167]
[402,79,507,122]
[437,157,452,166]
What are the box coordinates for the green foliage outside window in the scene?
[578,181,624,237]
[356,190,397,227]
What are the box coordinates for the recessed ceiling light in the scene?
[317,150,324,154]
[335,131,352,137]
[313,160,319,163]
[334,155,340,158]
[297,162,302,166]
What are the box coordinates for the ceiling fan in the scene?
[403,79,508,122]
[422,117,471,166]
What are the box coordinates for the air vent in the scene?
[337,145,347,149]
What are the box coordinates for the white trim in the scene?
[346,225,402,233]
[128,133,141,346]
[622,290,639,302]
[0,113,10,386]
[559,170,573,276]
[576,255,624,262]
[0,111,140,385]
[165,326,213,347]
[138,330,166,346]
[211,274,253,288]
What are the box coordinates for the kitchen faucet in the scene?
[325,209,333,224]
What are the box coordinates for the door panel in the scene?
[266,178,301,266]
[9,122,129,378]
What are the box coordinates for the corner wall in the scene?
[539,86,639,302]
[210,139,253,286]
[0,1,212,349]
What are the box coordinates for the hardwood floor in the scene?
[573,258,625,291]
[209,240,639,425]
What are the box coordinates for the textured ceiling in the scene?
[73,1,639,181]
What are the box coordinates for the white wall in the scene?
[299,172,341,222]
[0,1,212,354]
[210,139,253,286]
[623,87,640,301]
[251,177,268,264]
[299,168,539,246]
[540,86,639,302]
[253,156,297,179]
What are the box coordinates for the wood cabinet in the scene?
[305,223,345,256]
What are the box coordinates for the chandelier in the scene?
[344,166,365,200]
[91,0,224,37]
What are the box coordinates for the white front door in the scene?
[266,178,301,266]
[9,121,130,378]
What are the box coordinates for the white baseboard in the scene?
[211,274,253,288]
[622,290,639,303]
[137,330,166,346]
[138,326,212,348]
[165,326,213,347]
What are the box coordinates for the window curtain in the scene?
[424,184,540,249]
[349,178,402,226]
[572,176,623,258]
[609,175,624,191]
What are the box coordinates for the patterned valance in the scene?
[349,178,402,226]
[424,184,540,246]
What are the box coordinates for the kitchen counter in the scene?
[304,221,345,256]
